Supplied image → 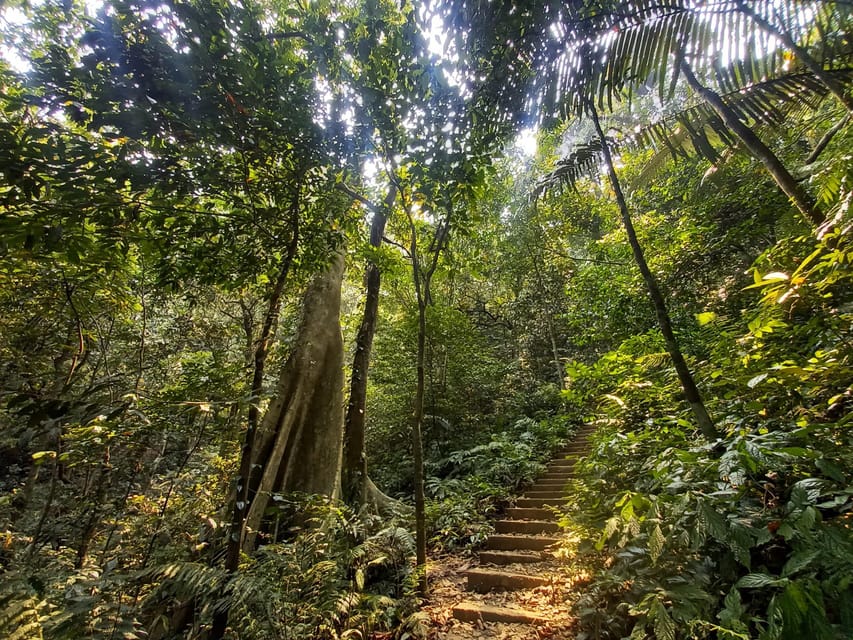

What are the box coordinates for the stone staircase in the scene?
[450,424,596,625]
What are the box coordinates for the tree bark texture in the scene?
[210,251,346,640]
[679,59,823,226]
[242,250,347,552]
[588,102,719,441]
[343,185,396,506]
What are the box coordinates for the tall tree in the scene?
[588,101,718,439]
[342,185,397,507]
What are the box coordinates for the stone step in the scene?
[540,471,575,479]
[534,474,570,481]
[528,484,568,493]
[561,443,592,451]
[564,438,592,444]
[486,534,560,551]
[463,568,549,593]
[495,519,560,534]
[478,549,544,565]
[505,507,554,520]
[453,602,545,624]
[516,496,566,508]
[524,490,566,499]
[538,477,573,486]
[530,479,568,487]
[543,465,576,472]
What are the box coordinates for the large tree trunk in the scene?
[679,59,823,226]
[242,250,347,550]
[210,251,347,640]
[589,102,719,441]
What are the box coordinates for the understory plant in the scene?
[1,495,423,640]
[562,228,853,639]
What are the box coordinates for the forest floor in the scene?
[422,549,591,639]
[420,428,598,639]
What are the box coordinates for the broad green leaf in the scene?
[782,550,819,577]
[651,597,676,640]
[737,573,787,588]
[648,523,665,564]
[695,311,717,325]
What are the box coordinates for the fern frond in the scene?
[638,351,672,369]
[140,561,226,603]
[0,589,45,640]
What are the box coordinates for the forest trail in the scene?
[423,425,597,639]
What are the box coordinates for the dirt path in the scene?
[421,425,598,640]
[422,553,589,639]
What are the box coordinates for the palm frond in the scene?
[535,139,607,198]
[451,0,853,127]
[631,68,853,164]
[552,0,792,118]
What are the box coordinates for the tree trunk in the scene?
[215,208,301,639]
[343,186,396,506]
[679,59,823,226]
[240,191,301,515]
[412,279,429,597]
[406,209,431,598]
[242,249,347,549]
[210,250,347,640]
[588,101,719,440]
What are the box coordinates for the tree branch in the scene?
[335,182,380,213]
[265,31,312,43]
[805,114,850,165]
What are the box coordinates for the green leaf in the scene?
[782,550,819,577]
[736,573,788,589]
[816,458,845,483]
[648,523,665,565]
[698,499,727,541]
[747,373,768,388]
[695,311,717,326]
[651,597,676,640]
[31,451,56,465]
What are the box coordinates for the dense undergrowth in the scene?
[560,225,853,639]
[1,405,572,640]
